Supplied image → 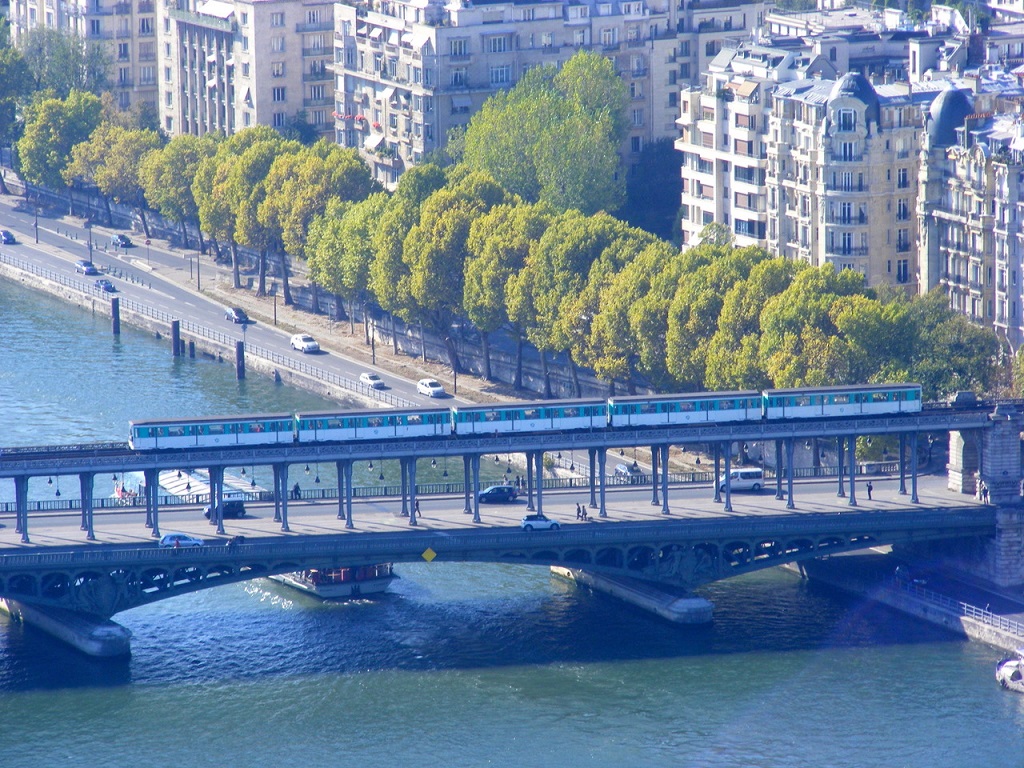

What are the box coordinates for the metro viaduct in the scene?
[0,399,1023,626]
[0,403,997,545]
[0,508,997,619]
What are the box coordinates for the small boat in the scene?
[996,649,1024,692]
[270,564,397,599]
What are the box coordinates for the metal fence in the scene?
[0,251,414,409]
[894,578,1024,639]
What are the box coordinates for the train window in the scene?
[832,394,851,405]
[485,411,500,421]
[407,414,423,425]
[564,407,580,418]
[367,417,384,428]
[167,426,186,436]
[678,402,695,412]
[523,409,540,419]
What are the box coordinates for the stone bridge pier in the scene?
[924,403,1024,588]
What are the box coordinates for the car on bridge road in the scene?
[203,500,247,519]
[360,372,386,389]
[479,485,518,503]
[94,278,116,292]
[225,307,250,324]
[75,259,99,275]
[0,229,16,245]
[158,533,205,548]
[417,378,445,397]
[290,333,320,353]
[521,513,559,531]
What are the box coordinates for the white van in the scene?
[717,468,764,492]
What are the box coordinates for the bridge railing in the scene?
[0,252,414,410]
[0,463,910,514]
[894,578,1024,638]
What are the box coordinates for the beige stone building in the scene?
[9,0,160,111]
[159,0,335,138]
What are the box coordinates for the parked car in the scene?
[0,229,16,244]
[111,234,133,247]
[94,278,116,293]
[75,259,99,276]
[158,532,204,548]
[614,463,643,484]
[225,307,250,324]
[360,372,386,389]
[520,513,559,531]
[203,500,246,519]
[417,378,446,397]
[479,485,519,503]
[290,333,320,353]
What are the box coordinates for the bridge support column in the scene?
[650,445,659,506]
[774,440,784,500]
[713,444,722,503]
[408,458,418,526]
[948,428,981,496]
[722,441,733,513]
[598,447,607,517]
[588,448,597,509]
[911,432,920,503]
[79,472,95,541]
[785,439,795,510]
[336,460,345,520]
[525,452,534,511]
[837,437,846,498]
[14,475,28,543]
[344,461,354,528]
[210,465,225,534]
[661,444,670,515]
[847,435,858,506]
[275,463,291,532]
[462,455,472,514]
[978,405,1024,505]
[400,458,409,517]
[273,464,283,522]
[472,454,482,523]
[145,468,160,538]
[534,451,544,518]
[899,433,908,495]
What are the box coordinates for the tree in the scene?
[18,90,103,211]
[465,201,553,382]
[65,124,162,233]
[0,38,32,195]
[308,193,390,332]
[140,133,220,249]
[462,50,627,215]
[18,27,109,98]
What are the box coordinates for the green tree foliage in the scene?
[0,37,32,194]
[18,27,109,97]
[65,123,162,232]
[462,50,627,215]
[465,201,554,381]
[140,133,220,248]
[403,171,510,367]
[308,193,390,330]
[18,90,102,200]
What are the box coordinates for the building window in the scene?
[631,136,642,153]
[273,112,287,127]
[271,12,285,27]
[272,37,285,53]
[242,63,250,77]
[896,199,909,221]
[90,19,101,36]
[272,61,285,77]
[490,65,511,86]
[450,39,468,57]
[837,109,856,131]
[632,108,643,126]
[840,141,856,161]
[118,43,129,60]
[897,259,909,283]
[600,28,617,46]
[485,36,508,54]
[451,68,466,87]
[139,18,152,35]
[273,87,286,102]
[242,36,249,52]
[897,168,909,189]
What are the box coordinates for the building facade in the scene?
[9,0,160,111]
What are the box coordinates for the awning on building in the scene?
[368,27,383,40]
[364,134,385,151]
[380,86,396,102]
[387,29,400,46]
[451,95,472,109]
[409,30,432,50]
[206,53,218,64]
[197,0,234,19]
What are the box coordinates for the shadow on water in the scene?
[0,563,967,692]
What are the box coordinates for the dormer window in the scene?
[838,109,856,132]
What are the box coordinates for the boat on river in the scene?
[996,649,1024,692]
[270,564,397,599]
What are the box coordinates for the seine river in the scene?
[2,279,1024,768]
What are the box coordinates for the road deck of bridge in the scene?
[0,475,979,551]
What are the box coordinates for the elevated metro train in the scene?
[127,383,922,451]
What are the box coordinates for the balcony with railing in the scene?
[825,213,868,225]
[824,181,869,193]
[825,246,869,258]
[297,20,334,33]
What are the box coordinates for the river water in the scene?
[2,279,1024,768]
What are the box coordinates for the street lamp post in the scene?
[33,206,38,244]
[87,224,93,262]
[196,253,201,290]
[370,322,376,365]
[145,238,151,265]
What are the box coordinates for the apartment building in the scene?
[9,0,160,110]
[158,0,334,138]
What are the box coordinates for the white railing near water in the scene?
[0,252,414,409]
[894,578,1024,639]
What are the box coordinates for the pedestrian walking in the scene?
[866,481,873,501]
[576,503,582,519]
[414,500,420,515]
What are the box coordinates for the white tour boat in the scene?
[270,564,397,599]
[996,649,1024,692]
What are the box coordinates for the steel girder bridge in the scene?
[0,507,996,620]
